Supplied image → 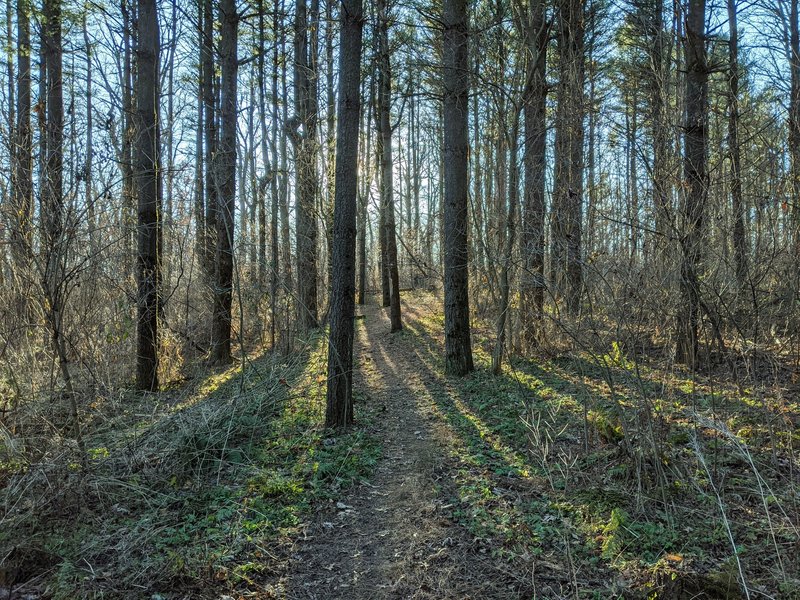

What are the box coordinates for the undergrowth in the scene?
[403,295,799,599]
[0,333,381,598]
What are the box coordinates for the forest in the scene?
[0,0,799,598]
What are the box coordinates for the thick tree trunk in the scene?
[325,0,363,428]
[518,0,548,349]
[676,0,708,367]
[377,0,402,332]
[210,0,238,364]
[552,0,585,316]
[293,0,319,330]
[442,0,474,376]
[135,0,162,390]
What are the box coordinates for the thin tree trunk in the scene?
[325,0,363,428]
[728,0,747,287]
[377,0,402,332]
[194,0,205,267]
[203,0,218,279]
[12,0,33,266]
[492,113,520,375]
[42,0,83,453]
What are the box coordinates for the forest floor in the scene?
[1,291,798,599]
[278,298,533,599]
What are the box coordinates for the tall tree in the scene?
[551,0,585,315]
[376,0,402,332]
[516,0,548,348]
[325,0,364,428]
[442,0,474,376]
[728,0,747,286]
[12,0,33,266]
[210,0,239,364]
[135,0,162,390]
[41,0,82,450]
[292,0,320,330]
[789,0,800,253]
[676,0,708,366]
[202,0,217,278]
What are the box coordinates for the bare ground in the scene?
[280,300,531,599]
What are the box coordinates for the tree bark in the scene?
[293,0,320,330]
[325,0,363,428]
[727,0,747,287]
[442,0,474,376]
[135,0,162,390]
[676,0,708,367]
[12,0,33,266]
[552,0,585,316]
[377,0,402,332]
[202,0,218,279]
[210,0,238,364]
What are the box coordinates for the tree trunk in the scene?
[442,0,474,376]
[357,70,374,306]
[325,0,363,428]
[377,0,402,332]
[552,0,585,316]
[727,0,747,287]
[210,0,238,365]
[492,114,520,375]
[12,0,33,266]
[42,0,82,452]
[202,0,218,279]
[135,0,162,390]
[790,0,800,254]
[293,0,319,330]
[517,0,547,349]
[194,0,205,268]
[121,0,135,278]
[676,0,708,367]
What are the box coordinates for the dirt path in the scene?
[282,300,523,599]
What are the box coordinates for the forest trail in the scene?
[282,298,524,599]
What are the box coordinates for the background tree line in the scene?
[0,0,798,432]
